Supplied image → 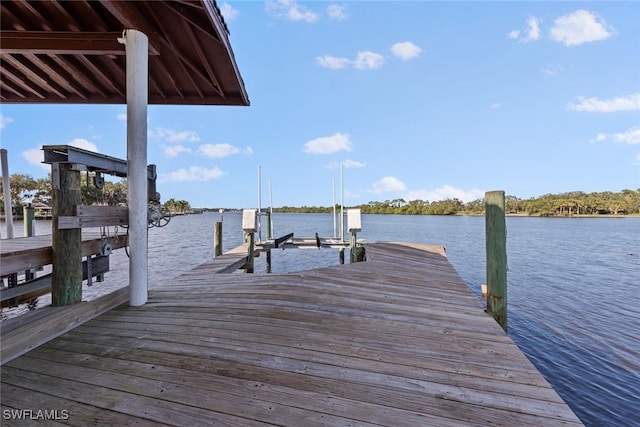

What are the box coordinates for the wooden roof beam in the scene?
[0,67,46,100]
[23,53,88,100]
[1,54,68,99]
[48,54,108,99]
[0,79,28,100]
[98,1,161,55]
[0,31,126,55]
[167,1,222,45]
[182,21,225,99]
[76,55,124,98]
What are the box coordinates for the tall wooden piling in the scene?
[485,190,507,332]
[214,221,223,257]
[23,205,35,237]
[246,232,255,273]
[242,209,257,274]
[349,232,357,263]
[23,205,36,281]
[51,163,82,306]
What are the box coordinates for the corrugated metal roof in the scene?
[0,0,249,106]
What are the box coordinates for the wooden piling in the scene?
[246,232,255,273]
[51,163,82,306]
[23,205,35,238]
[214,221,222,257]
[485,190,507,332]
[266,249,272,273]
[349,231,357,263]
[23,205,36,281]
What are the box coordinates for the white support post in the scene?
[340,164,344,242]
[121,29,149,306]
[1,149,14,239]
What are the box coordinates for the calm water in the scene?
[2,212,639,426]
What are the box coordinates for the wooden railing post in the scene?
[51,163,82,306]
[485,190,507,332]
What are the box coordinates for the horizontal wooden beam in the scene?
[58,205,129,229]
[1,233,127,276]
[0,31,127,55]
[0,30,159,56]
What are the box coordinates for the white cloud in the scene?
[220,2,239,22]
[550,10,614,46]
[589,133,608,144]
[507,30,520,40]
[266,0,318,23]
[567,93,640,112]
[117,113,127,121]
[317,51,384,70]
[326,159,366,169]
[316,55,351,70]
[508,16,541,43]
[371,176,407,194]
[68,138,99,152]
[491,102,502,109]
[404,185,485,203]
[150,127,200,143]
[612,127,640,144]
[244,147,254,155]
[390,41,422,60]
[165,145,192,157]
[590,126,640,145]
[197,143,241,158]
[304,133,352,154]
[159,166,224,183]
[327,4,346,21]
[22,138,98,171]
[22,148,49,171]
[1,113,14,130]
[541,65,563,76]
[353,51,384,69]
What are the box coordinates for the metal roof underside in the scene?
[0,0,249,106]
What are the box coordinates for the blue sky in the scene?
[1,1,639,208]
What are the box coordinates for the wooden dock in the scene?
[0,242,583,426]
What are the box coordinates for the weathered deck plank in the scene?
[0,242,584,426]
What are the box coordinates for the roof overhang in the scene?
[0,0,249,106]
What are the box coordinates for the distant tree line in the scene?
[275,189,640,216]
[2,174,638,217]
[0,173,190,217]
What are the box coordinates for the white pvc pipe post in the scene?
[332,178,337,239]
[122,29,149,306]
[1,149,15,239]
[340,164,344,242]
[257,165,262,242]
